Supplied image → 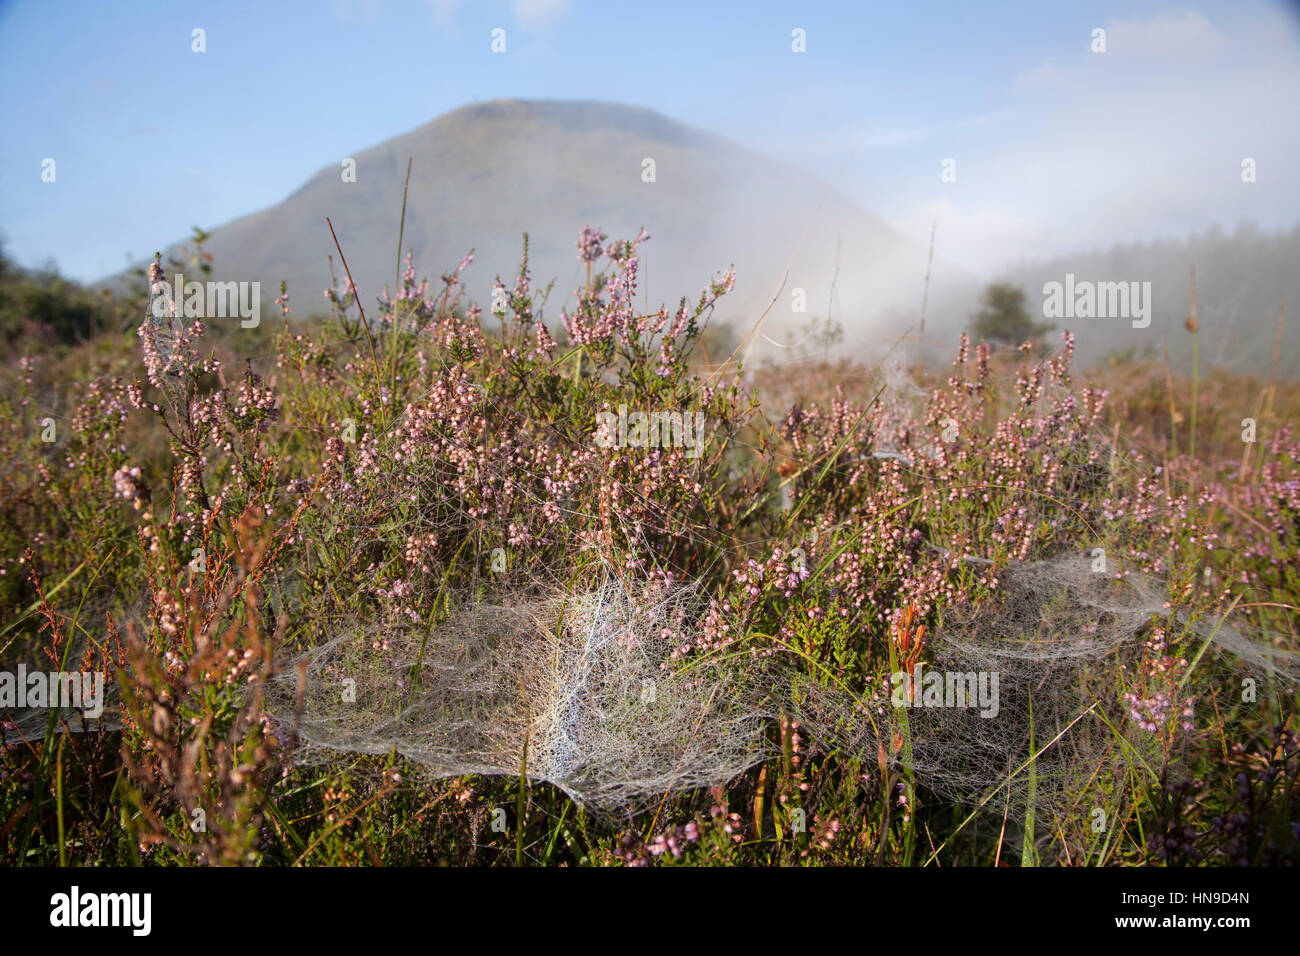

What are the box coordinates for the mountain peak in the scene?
[432,97,713,147]
[124,99,971,352]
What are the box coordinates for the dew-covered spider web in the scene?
[265,552,1297,819]
[266,575,779,812]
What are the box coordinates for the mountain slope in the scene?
[117,99,974,354]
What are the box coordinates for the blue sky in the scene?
[1,0,1298,281]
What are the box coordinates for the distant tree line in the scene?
[0,241,119,350]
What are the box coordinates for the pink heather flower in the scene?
[533,321,557,359]
[576,226,606,263]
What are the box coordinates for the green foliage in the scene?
[1,228,1296,868]
[0,248,117,349]
[969,280,1054,350]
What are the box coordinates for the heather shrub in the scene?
[1,226,1296,866]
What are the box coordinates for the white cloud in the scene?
[1104,10,1226,59]
[896,198,1050,277]
[429,0,467,26]
[509,0,572,30]
[773,111,1011,169]
[881,9,1300,276]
